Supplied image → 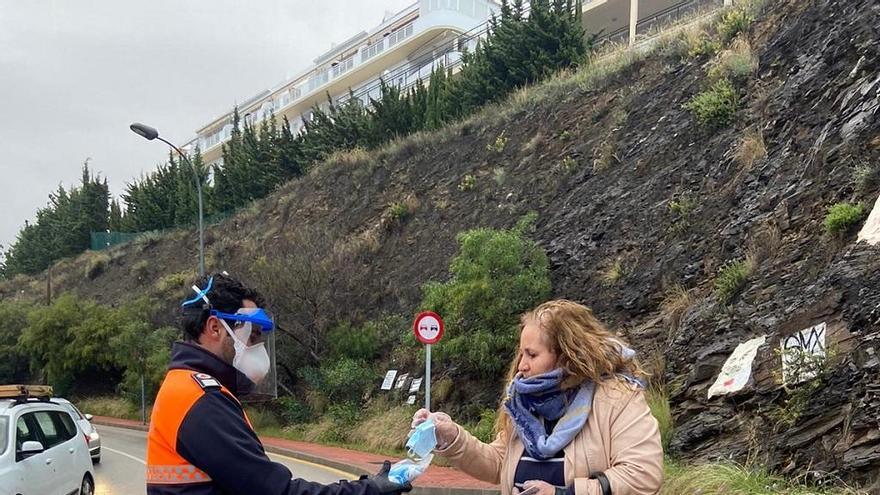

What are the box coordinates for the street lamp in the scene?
[129,122,205,277]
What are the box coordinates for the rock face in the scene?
[2,0,878,487]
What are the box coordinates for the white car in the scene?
[51,398,100,463]
[0,396,95,495]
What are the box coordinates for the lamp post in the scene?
[129,122,205,277]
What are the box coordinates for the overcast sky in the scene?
[0,0,413,254]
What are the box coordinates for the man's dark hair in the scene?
[180,273,266,341]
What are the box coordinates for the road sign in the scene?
[413,311,444,345]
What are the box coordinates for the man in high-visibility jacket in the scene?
[147,273,412,495]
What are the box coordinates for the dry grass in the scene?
[76,397,144,421]
[661,284,698,336]
[662,461,867,495]
[709,38,758,82]
[736,126,768,169]
[348,404,415,453]
[601,258,627,286]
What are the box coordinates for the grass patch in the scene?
[823,202,866,236]
[684,78,739,129]
[76,396,144,421]
[486,131,509,153]
[155,271,193,294]
[83,253,110,280]
[714,256,755,304]
[662,461,865,494]
[709,38,757,83]
[646,387,674,451]
[851,163,878,196]
[601,258,627,286]
[736,127,767,169]
[661,284,697,335]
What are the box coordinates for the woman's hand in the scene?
[517,480,557,495]
[411,409,458,448]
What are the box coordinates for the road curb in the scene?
[93,417,499,495]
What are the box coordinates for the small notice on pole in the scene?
[406,395,417,405]
[409,377,423,393]
[381,370,398,391]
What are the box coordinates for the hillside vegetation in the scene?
[1,0,879,491]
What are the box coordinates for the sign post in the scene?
[413,311,444,411]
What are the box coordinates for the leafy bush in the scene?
[278,396,312,425]
[155,271,191,293]
[326,321,382,361]
[464,409,498,443]
[684,78,738,129]
[422,217,551,379]
[714,257,755,304]
[0,300,33,383]
[687,35,722,59]
[303,358,375,404]
[716,8,754,43]
[823,202,866,235]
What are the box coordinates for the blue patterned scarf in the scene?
[504,369,595,460]
[504,343,644,459]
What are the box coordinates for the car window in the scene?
[55,411,78,440]
[15,415,38,451]
[33,411,63,449]
[0,417,8,456]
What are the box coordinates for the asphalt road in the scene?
[95,425,357,495]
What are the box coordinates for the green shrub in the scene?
[278,396,312,425]
[486,131,509,153]
[708,40,757,83]
[84,253,110,280]
[458,174,477,191]
[422,218,551,379]
[464,408,498,443]
[661,461,863,495]
[688,37,722,58]
[714,257,755,304]
[717,8,754,43]
[852,164,878,195]
[319,403,362,443]
[823,203,866,235]
[684,78,738,129]
[389,201,412,222]
[303,358,375,404]
[326,321,381,361]
[555,157,577,174]
[155,271,191,293]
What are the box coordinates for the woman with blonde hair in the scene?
[412,299,663,495]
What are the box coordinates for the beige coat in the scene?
[436,381,663,495]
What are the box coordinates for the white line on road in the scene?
[104,446,146,464]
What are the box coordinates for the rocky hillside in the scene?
[2,0,878,487]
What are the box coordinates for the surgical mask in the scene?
[389,419,437,484]
[221,320,271,384]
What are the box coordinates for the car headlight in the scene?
[89,432,100,441]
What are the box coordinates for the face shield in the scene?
[211,307,278,400]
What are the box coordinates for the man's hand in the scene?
[411,409,459,449]
[368,460,413,495]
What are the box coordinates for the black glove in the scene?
[367,460,413,495]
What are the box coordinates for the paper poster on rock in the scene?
[708,335,766,399]
[381,370,398,391]
[857,194,880,245]
[781,322,827,385]
[409,378,423,393]
[395,373,409,389]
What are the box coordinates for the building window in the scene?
[292,86,303,100]
[361,40,385,62]
[388,23,414,47]
[331,55,355,78]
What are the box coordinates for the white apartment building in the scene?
[183,0,714,165]
[185,0,501,165]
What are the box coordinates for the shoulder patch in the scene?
[192,372,221,390]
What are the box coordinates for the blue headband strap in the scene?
[181,276,214,307]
